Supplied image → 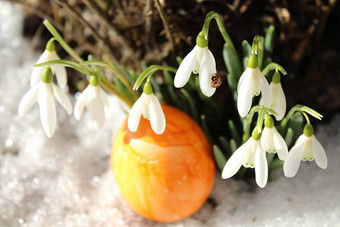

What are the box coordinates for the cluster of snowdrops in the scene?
[18,12,327,188]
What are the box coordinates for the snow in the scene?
[0,2,339,226]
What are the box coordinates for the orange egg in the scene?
[111,105,215,222]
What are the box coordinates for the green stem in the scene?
[256,106,267,133]
[133,65,177,90]
[242,105,262,143]
[302,112,310,124]
[43,20,84,63]
[98,75,134,107]
[201,11,237,55]
[43,19,135,107]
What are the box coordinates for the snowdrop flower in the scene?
[128,82,165,134]
[174,32,217,97]
[222,128,268,188]
[283,123,327,177]
[237,54,271,117]
[18,66,72,137]
[261,115,288,160]
[260,71,286,121]
[74,75,109,130]
[31,39,67,88]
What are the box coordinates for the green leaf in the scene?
[181,89,199,123]
[264,25,275,55]
[269,159,283,171]
[201,114,214,145]
[228,119,241,146]
[213,145,228,171]
[230,139,238,154]
[219,136,231,155]
[285,127,294,147]
[242,40,252,70]
[223,43,243,84]
[255,36,264,70]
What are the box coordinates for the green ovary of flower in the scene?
[196,32,208,48]
[41,66,53,83]
[303,123,314,137]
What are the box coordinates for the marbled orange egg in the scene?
[111,105,215,222]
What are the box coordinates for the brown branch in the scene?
[52,0,121,65]
[80,0,133,54]
[153,0,175,52]
[144,0,154,51]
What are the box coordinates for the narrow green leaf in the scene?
[256,36,264,70]
[242,40,252,70]
[230,139,238,154]
[264,25,275,55]
[269,159,283,171]
[213,145,228,171]
[223,43,243,83]
[287,112,304,135]
[181,89,199,123]
[242,40,252,59]
[219,136,231,155]
[201,114,214,145]
[285,127,294,147]
[228,119,241,146]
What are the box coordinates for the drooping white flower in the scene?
[74,76,109,130]
[222,129,268,188]
[260,71,286,121]
[283,124,327,177]
[31,40,67,88]
[237,54,271,117]
[261,115,288,160]
[174,33,217,97]
[18,67,72,137]
[128,82,165,134]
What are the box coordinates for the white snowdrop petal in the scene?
[74,86,90,120]
[89,94,106,130]
[99,87,110,113]
[222,140,250,179]
[271,83,286,121]
[149,94,166,134]
[237,74,253,117]
[199,48,216,97]
[260,73,271,106]
[312,135,328,169]
[283,140,304,177]
[261,127,274,152]
[30,67,44,87]
[30,50,51,87]
[18,84,40,116]
[272,127,288,160]
[255,145,268,188]
[174,46,198,88]
[39,83,56,138]
[251,68,262,96]
[128,93,146,132]
[53,65,67,88]
[53,84,72,115]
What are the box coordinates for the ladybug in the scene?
[209,73,222,88]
